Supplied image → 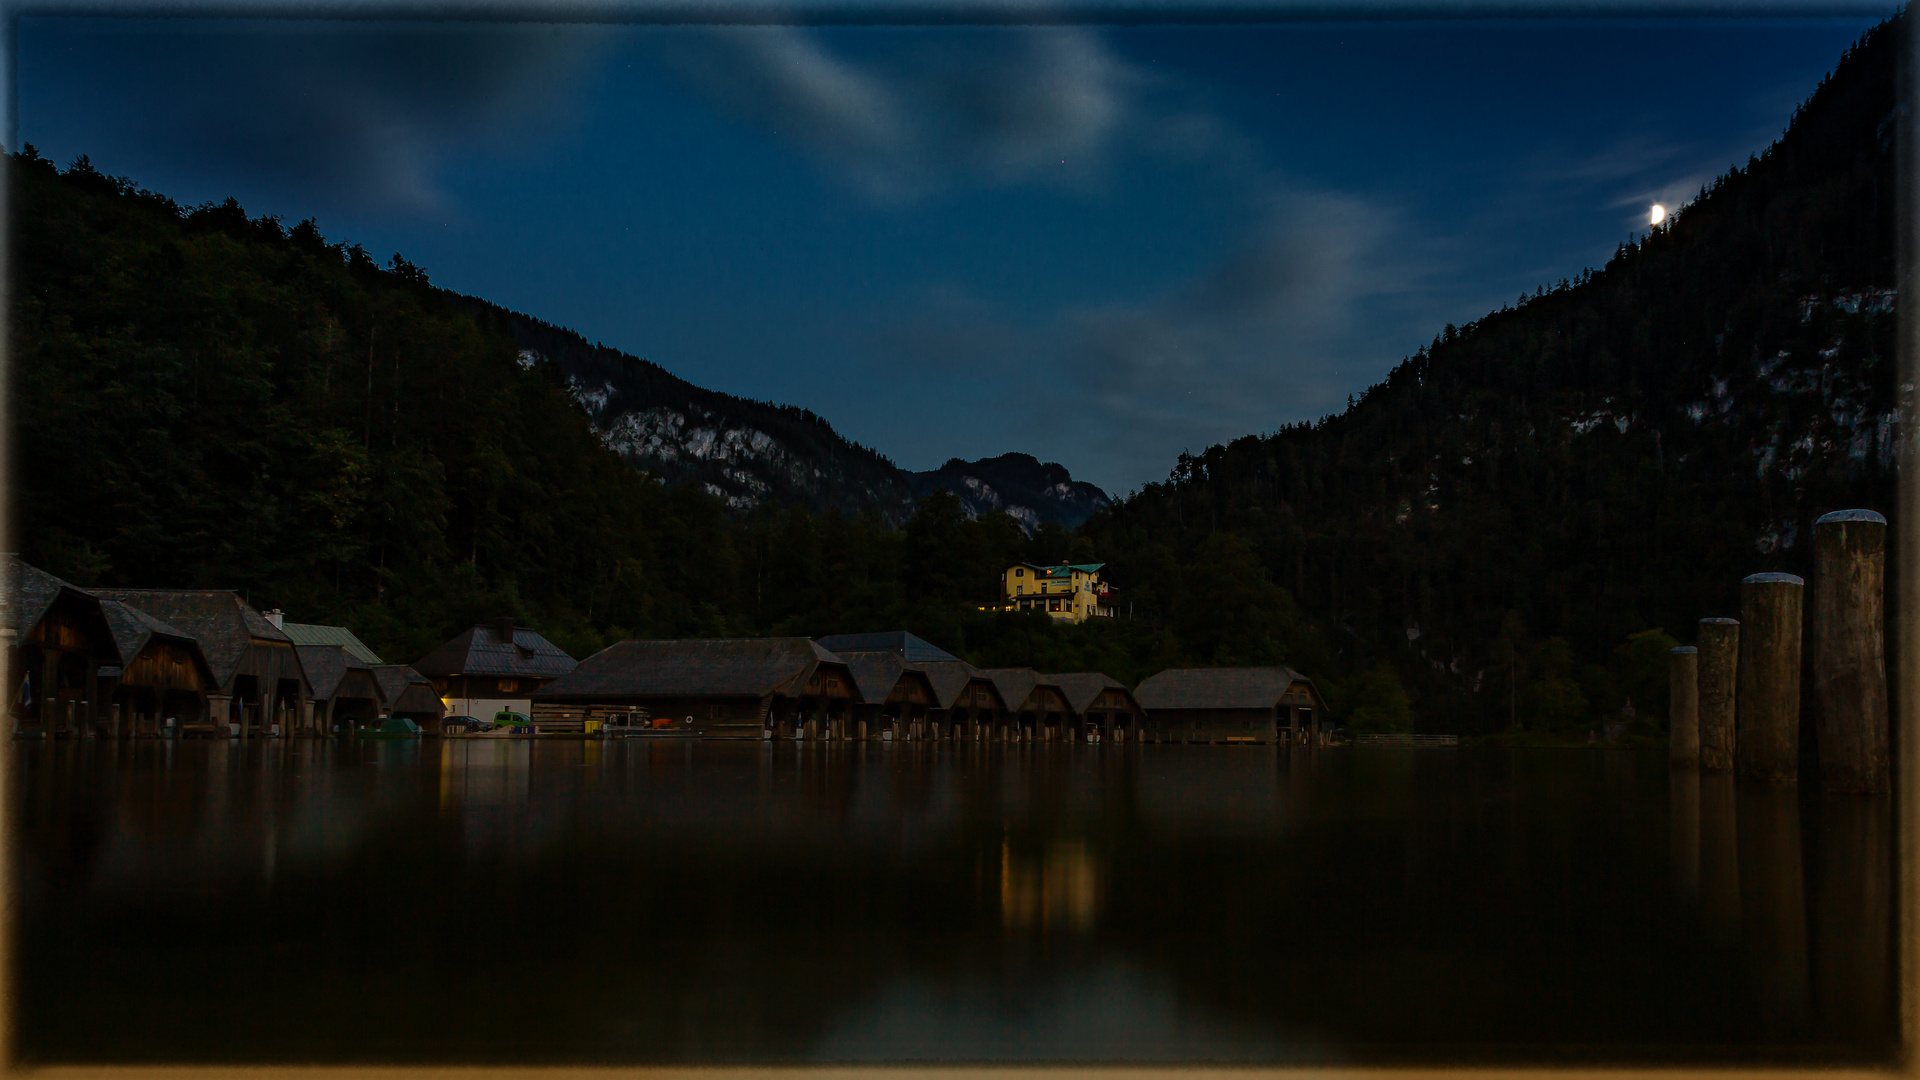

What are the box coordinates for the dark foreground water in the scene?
[11,739,1898,1065]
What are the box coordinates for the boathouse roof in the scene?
[978,668,1068,713]
[90,588,293,689]
[5,557,123,666]
[282,622,383,665]
[296,644,381,702]
[414,622,577,680]
[372,665,444,717]
[534,637,856,702]
[910,659,1006,712]
[815,631,959,664]
[1133,666,1322,712]
[98,598,216,685]
[836,652,941,706]
[1042,672,1138,715]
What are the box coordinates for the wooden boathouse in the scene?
[817,632,1009,740]
[98,598,217,737]
[92,588,311,737]
[415,620,577,720]
[1132,666,1326,744]
[6,559,122,738]
[531,637,859,739]
[296,645,385,732]
[980,668,1072,741]
[840,652,938,740]
[1046,672,1144,742]
[372,665,447,730]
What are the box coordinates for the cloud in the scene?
[19,18,603,213]
[862,187,1398,492]
[645,25,1140,200]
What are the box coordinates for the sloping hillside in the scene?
[1082,17,1901,732]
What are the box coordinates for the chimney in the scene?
[266,609,284,629]
[495,617,515,644]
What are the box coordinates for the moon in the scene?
[1650,204,1667,226]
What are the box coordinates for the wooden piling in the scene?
[1697,618,1740,771]
[1737,573,1804,783]
[1811,509,1890,794]
[1669,646,1699,769]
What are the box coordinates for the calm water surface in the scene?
[12,740,1897,1064]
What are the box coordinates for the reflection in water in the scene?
[11,741,1900,1065]
[1811,795,1892,1041]
[1669,769,1699,905]
[1737,785,1809,1032]
[1699,771,1741,948]
[1000,837,1101,932]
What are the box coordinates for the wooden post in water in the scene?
[1737,573,1804,783]
[1812,509,1890,794]
[1697,618,1740,771]
[1669,646,1699,769]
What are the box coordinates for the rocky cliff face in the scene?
[456,299,1111,530]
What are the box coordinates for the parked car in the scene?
[492,711,535,735]
[440,714,492,735]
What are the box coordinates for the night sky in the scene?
[16,12,1890,494]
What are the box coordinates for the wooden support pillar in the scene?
[1669,646,1699,769]
[1697,618,1740,772]
[1737,573,1803,784]
[38,649,59,737]
[207,693,231,739]
[1811,509,1890,794]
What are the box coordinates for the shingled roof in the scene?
[98,598,216,685]
[297,645,381,701]
[1133,666,1320,711]
[979,668,1066,713]
[1042,672,1136,715]
[4,557,69,639]
[4,556,122,664]
[535,638,854,701]
[90,589,292,689]
[815,631,960,664]
[282,622,383,665]
[413,623,577,679]
[372,665,444,717]
[836,652,940,706]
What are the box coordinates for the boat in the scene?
[356,716,422,740]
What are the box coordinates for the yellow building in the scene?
[1001,563,1114,623]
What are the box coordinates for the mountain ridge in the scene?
[450,293,1110,530]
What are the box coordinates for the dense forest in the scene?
[1081,16,1902,734]
[12,16,1900,736]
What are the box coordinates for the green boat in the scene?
[356,715,423,740]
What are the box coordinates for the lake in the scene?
[10,739,1897,1065]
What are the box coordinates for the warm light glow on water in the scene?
[12,740,1897,1065]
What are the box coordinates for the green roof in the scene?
[1015,562,1106,578]
[280,621,384,665]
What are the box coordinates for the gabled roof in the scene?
[1041,672,1135,715]
[1133,666,1319,711]
[297,644,381,701]
[978,668,1066,712]
[534,638,857,702]
[910,658,1005,711]
[90,588,292,689]
[816,631,959,664]
[282,622,383,665]
[837,652,939,706]
[98,599,216,685]
[4,557,68,639]
[413,624,577,679]
[372,664,443,716]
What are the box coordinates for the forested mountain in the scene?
[451,295,1109,529]
[1081,16,1902,734]
[12,16,1897,730]
[8,147,1134,672]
